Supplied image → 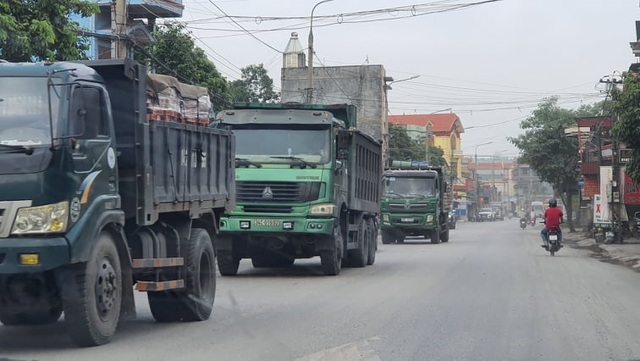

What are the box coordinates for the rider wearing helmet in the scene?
[541,198,563,247]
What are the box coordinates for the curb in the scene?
[565,232,640,271]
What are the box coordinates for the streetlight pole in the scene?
[306,0,334,103]
[474,141,493,217]
[384,75,420,167]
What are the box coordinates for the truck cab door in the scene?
[68,84,118,197]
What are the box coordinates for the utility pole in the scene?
[306,0,334,103]
[111,0,128,59]
[600,72,623,243]
[424,125,431,163]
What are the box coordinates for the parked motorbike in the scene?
[519,218,527,229]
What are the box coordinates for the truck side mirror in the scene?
[336,129,350,160]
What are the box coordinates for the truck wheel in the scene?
[366,219,376,266]
[348,219,368,268]
[251,255,270,268]
[63,232,122,347]
[431,224,441,244]
[177,228,216,322]
[217,251,240,276]
[148,228,216,323]
[321,225,342,276]
[381,230,393,244]
[441,227,450,243]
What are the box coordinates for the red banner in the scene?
[624,173,640,205]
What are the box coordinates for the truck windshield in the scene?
[233,125,331,164]
[0,77,58,146]
[384,177,436,197]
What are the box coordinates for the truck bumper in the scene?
[220,216,334,236]
[380,213,434,231]
[0,237,70,274]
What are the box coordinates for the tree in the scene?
[611,73,640,182]
[388,124,446,166]
[508,97,580,231]
[229,64,280,103]
[136,22,228,111]
[0,0,98,62]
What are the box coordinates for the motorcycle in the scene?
[529,215,536,227]
[519,218,527,229]
[543,227,562,256]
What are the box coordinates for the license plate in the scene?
[401,218,414,223]
[549,235,558,241]
[255,219,281,227]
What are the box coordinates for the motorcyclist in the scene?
[541,198,563,247]
[518,208,526,219]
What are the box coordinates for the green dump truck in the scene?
[380,161,451,244]
[0,58,235,346]
[212,102,381,276]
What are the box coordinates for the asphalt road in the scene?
[3,219,640,361]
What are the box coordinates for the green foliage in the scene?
[508,97,584,230]
[136,22,228,111]
[611,73,640,182]
[229,64,280,103]
[388,124,446,166]
[509,97,580,191]
[0,0,98,62]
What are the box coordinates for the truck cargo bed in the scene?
[348,129,382,213]
[80,59,235,225]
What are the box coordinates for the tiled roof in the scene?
[389,113,463,134]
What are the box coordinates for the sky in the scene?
[179,0,639,158]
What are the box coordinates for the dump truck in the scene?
[0,58,235,346]
[380,161,451,244]
[211,102,381,276]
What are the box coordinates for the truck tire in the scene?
[366,218,376,266]
[441,227,450,243]
[251,255,271,268]
[321,225,343,276]
[348,219,368,268]
[217,251,240,276]
[176,228,217,321]
[381,230,394,244]
[63,232,122,347]
[147,228,216,323]
[431,224,441,244]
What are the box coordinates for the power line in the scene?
[205,0,282,53]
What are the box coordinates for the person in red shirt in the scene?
[541,198,563,246]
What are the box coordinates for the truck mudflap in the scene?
[0,237,70,274]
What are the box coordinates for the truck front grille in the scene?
[237,182,320,203]
[0,201,32,238]
[388,203,429,212]
[242,205,293,213]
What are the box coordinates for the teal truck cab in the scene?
[380,162,451,244]
[0,59,234,346]
[212,102,381,276]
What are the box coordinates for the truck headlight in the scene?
[427,214,434,222]
[383,214,390,222]
[11,201,69,235]
[310,204,335,216]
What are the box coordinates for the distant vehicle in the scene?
[448,209,457,229]
[531,201,544,218]
[478,208,494,222]
[380,162,451,244]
